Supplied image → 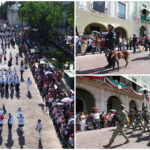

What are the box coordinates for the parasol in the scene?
[61,97,73,103]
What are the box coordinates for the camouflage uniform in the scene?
[142,110,149,133]
[134,110,143,130]
[128,110,135,129]
[103,104,129,148]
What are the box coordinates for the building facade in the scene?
[133,1,150,37]
[7,3,22,26]
[76,1,134,38]
[76,76,150,113]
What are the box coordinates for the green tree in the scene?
[0,2,16,20]
[66,2,74,28]
[19,2,65,42]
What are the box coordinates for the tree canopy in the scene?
[0,2,16,20]
[19,2,72,42]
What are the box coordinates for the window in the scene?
[118,2,126,19]
[93,1,105,13]
[132,82,137,91]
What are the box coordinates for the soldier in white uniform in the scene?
[36,119,42,141]
[18,114,24,132]
[16,108,23,118]
[26,77,32,94]
[7,113,14,133]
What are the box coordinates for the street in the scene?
[76,50,150,74]
[76,127,150,149]
[0,44,61,148]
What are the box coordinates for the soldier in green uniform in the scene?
[128,109,135,129]
[142,110,149,133]
[103,104,129,148]
[134,109,143,131]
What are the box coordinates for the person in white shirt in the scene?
[7,113,14,133]
[26,77,32,94]
[20,65,25,79]
[18,114,24,132]
[16,108,23,118]
[93,110,100,129]
[36,119,42,141]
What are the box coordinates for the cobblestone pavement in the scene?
[76,127,150,149]
[76,50,150,74]
[0,44,62,148]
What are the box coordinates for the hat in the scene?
[108,24,114,29]
[61,119,65,123]
[119,104,125,110]
[70,134,74,138]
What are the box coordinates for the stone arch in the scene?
[84,22,107,34]
[129,100,137,111]
[115,26,128,38]
[76,88,96,113]
[107,96,121,112]
[140,26,147,37]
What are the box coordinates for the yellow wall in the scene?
[76,9,134,38]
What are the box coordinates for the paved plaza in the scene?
[76,127,150,149]
[76,50,150,74]
[0,44,61,148]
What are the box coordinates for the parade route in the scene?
[76,127,150,149]
[76,50,150,74]
[0,45,62,148]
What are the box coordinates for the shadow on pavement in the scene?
[128,133,142,138]
[26,92,32,99]
[17,128,25,148]
[131,55,150,61]
[76,65,126,74]
[136,135,150,143]
[111,143,124,149]
[5,132,14,148]
[38,140,43,149]
[0,130,3,145]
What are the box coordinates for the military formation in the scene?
[103,104,150,148]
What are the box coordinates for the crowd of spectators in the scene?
[57,35,74,59]
[76,32,150,55]
[15,29,74,148]
[76,110,117,132]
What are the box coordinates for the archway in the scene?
[115,27,127,38]
[76,99,84,113]
[76,88,95,113]
[84,23,107,34]
[129,100,137,111]
[140,26,147,37]
[107,96,121,112]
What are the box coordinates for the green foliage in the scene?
[48,50,69,70]
[0,2,16,20]
[66,2,74,28]
[19,2,65,42]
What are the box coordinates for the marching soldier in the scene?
[103,104,129,148]
[134,109,143,131]
[142,110,149,133]
[128,109,135,130]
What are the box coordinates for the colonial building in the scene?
[76,76,150,113]
[133,1,150,37]
[76,1,134,38]
[7,3,22,26]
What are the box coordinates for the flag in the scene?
[2,104,6,115]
